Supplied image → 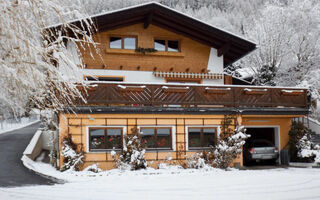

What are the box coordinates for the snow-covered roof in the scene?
[48,2,256,67]
[237,68,255,79]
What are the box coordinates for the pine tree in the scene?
[254,64,276,86]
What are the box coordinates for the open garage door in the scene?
[243,127,280,165]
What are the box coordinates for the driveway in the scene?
[0,122,57,187]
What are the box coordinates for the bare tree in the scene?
[0,0,96,119]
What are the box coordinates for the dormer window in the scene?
[154,39,179,52]
[109,36,137,49]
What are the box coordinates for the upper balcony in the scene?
[73,82,310,115]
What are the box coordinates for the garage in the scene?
[243,127,280,166]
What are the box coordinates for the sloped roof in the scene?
[51,2,256,67]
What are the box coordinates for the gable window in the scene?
[110,37,122,49]
[140,127,172,150]
[154,39,179,52]
[188,127,216,149]
[89,127,123,151]
[109,36,137,49]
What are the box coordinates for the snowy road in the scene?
[0,122,57,187]
[0,167,320,200]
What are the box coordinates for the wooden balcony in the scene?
[78,83,309,109]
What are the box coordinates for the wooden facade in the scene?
[81,24,211,73]
[59,113,298,170]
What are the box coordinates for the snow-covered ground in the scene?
[2,156,320,200]
[0,116,40,134]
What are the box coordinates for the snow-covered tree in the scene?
[214,125,249,169]
[112,127,147,170]
[254,64,276,86]
[0,0,96,119]
[60,136,84,171]
[298,135,320,165]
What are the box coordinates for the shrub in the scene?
[297,134,320,165]
[186,149,214,169]
[289,121,314,162]
[60,136,84,171]
[112,127,147,170]
[213,125,249,169]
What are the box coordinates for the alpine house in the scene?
[50,2,309,170]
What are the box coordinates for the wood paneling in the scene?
[79,23,211,73]
[59,113,301,170]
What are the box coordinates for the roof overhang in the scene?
[65,106,309,116]
[48,2,256,67]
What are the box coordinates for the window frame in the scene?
[140,127,173,151]
[187,127,217,150]
[84,75,124,82]
[153,38,180,52]
[109,35,137,50]
[88,127,124,152]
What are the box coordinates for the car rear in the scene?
[247,140,279,162]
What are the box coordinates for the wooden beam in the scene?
[144,12,153,29]
[218,42,231,57]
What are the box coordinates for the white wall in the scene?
[207,48,224,73]
[82,69,224,85]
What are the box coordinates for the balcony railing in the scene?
[79,82,309,108]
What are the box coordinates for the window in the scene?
[109,36,137,49]
[89,127,123,150]
[85,76,124,82]
[110,37,122,49]
[154,39,179,52]
[188,127,216,149]
[140,127,172,150]
[154,40,166,51]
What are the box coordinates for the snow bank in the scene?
[21,153,228,183]
[0,117,40,134]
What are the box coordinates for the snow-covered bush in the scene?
[298,134,320,165]
[84,164,103,173]
[288,121,314,162]
[112,127,147,170]
[60,136,84,172]
[213,126,249,169]
[186,152,208,169]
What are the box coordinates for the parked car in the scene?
[244,139,279,164]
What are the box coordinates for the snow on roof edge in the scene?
[85,81,308,90]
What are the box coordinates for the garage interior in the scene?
[243,127,280,166]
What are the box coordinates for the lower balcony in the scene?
[74,82,310,115]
